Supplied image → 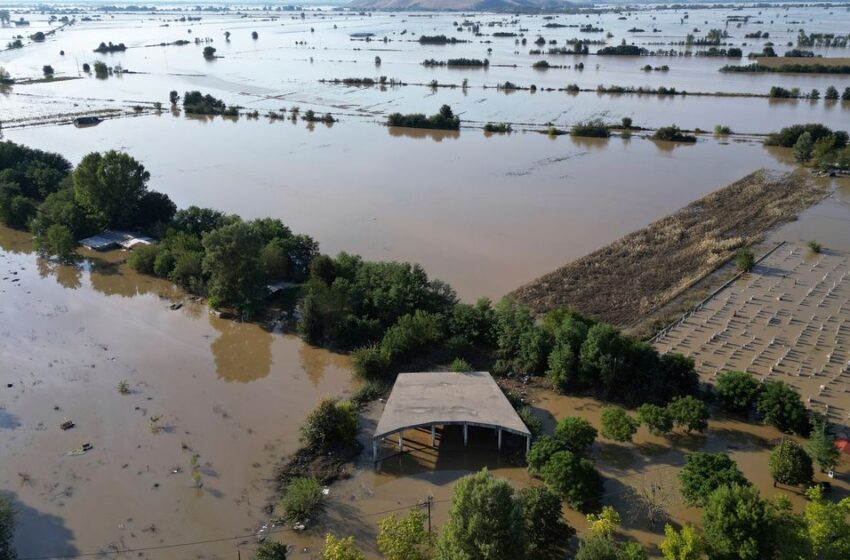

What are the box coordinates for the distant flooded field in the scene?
[2,5,850,130]
[7,116,798,299]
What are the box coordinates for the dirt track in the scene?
[509,169,828,326]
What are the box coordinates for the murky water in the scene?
[6,117,795,300]
[2,6,850,131]
[0,227,353,559]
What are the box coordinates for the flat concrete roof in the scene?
[373,371,531,440]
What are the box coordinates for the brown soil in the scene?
[275,441,364,493]
[509,169,828,326]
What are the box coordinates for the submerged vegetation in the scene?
[387,105,460,130]
[182,90,238,116]
[765,123,850,170]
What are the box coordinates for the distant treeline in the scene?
[418,35,466,45]
[422,58,489,67]
[721,62,850,74]
[93,41,126,53]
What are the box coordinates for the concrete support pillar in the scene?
[372,439,377,461]
[463,424,468,446]
[398,432,404,452]
[431,426,436,447]
[498,429,502,450]
[526,435,531,455]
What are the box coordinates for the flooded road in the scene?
[7,116,794,300]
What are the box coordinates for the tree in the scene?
[540,451,603,511]
[803,486,850,558]
[527,436,568,474]
[252,31,259,39]
[735,248,755,272]
[0,495,15,560]
[202,221,268,314]
[825,86,840,101]
[516,485,572,560]
[34,223,76,262]
[575,533,646,560]
[807,419,840,472]
[715,370,760,413]
[136,190,176,227]
[666,396,709,433]
[73,151,151,228]
[378,508,429,560]
[169,90,179,105]
[321,534,364,560]
[42,65,54,76]
[637,404,673,436]
[255,540,288,560]
[600,407,638,442]
[0,10,10,25]
[702,485,774,560]
[660,524,705,560]
[678,452,749,507]
[757,381,810,434]
[587,506,620,536]
[794,131,814,163]
[300,398,357,451]
[554,416,597,455]
[769,439,813,487]
[280,476,323,525]
[435,469,526,560]
[203,46,216,59]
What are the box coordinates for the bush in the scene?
[714,124,732,135]
[571,119,610,138]
[255,540,288,560]
[203,46,216,58]
[387,105,460,130]
[300,398,358,451]
[678,452,749,506]
[128,244,160,274]
[715,370,760,413]
[600,407,638,442]
[653,125,697,143]
[637,404,673,435]
[281,476,323,524]
[554,416,597,454]
[806,240,822,254]
[448,357,472,372]
[541,450,603,511]
[764,123,837,147]
[321,534,364,560]
[518,407,543,438]
[666,396,709,433]
[42,65,54,76]
[735,248,755,272]
[350,380,387,406]
[757,381,809,434]
[769,439,813,487]
[527,435,568,474]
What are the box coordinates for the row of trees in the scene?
[765,123,850,169]
[387,105,461,131]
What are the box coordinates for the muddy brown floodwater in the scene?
[7,117,795,301]
[0,226,352,559]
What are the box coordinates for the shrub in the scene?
[637,404,673,435]
[653,125,697,143]
[678,452,749,506]
[769,439,813,487]
[715,370,760,413]
[714,124,732,135]
[281,476,323,524]
[757,381,809,434]
[621,117,633,129]
[387,105,460,130]
[518,407,543,438]
[666,396,709,433]
[449,357,472,372]
[735,248,755,272]
[300,398,358,450]
[571,119,610,138]
[321,534,364,560]
[377,508,429,560]
[541,451,603,511]
[255,540,289,560]
[42,65,54,76]
[203,46,216,58]
[554,416,597,454]
[93,61,108,77]
[600,407,638,442]
[128,244,160,274]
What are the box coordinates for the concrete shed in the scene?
[372,371,531,461]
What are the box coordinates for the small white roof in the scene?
[373,371,530,440]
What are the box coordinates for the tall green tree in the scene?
[702,485,775,560]
[516,485,572,560]
[660,524,705,560]
[678,452,749,507]
[436,469,526,560]
[202,221,268,314]
[769,438,813,487]
[714,370,760,413]
[600,407,638,442]
[807,419,840,472]
[757,381,810,435]
[377,508,430,560]
[540,451,603,512]
[72,150,151,228]
[320,534,364,560]
[804,486,850,558]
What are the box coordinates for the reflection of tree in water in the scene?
[299,343,330,386]
[0,225,34,254]
[210,318,273,382]
[387,127,460,142]
[36,258,82,290]
[87,257,165,299]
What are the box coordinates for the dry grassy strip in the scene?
[509,169,828,326]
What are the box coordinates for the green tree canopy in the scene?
[540,451,603,511]
[73,150,151,229]
[678,452,750,507]
[702,484,775,560]
[554,416,597,455]
[600,407,638,442]
[715,370,761,413]
[435,469,526,560]
[516,485,572,560]
[769,439,814,487]
[660,524,705,560]
[377,508,430,560]
[757,381,810,435]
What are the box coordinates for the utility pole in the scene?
[418,495,434,536]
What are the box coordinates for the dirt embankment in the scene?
[509,169,828,327]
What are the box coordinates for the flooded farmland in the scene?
[3,1,850,559]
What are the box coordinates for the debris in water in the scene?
[60,418,75,431]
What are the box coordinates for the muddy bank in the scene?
[509,169,828,326]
